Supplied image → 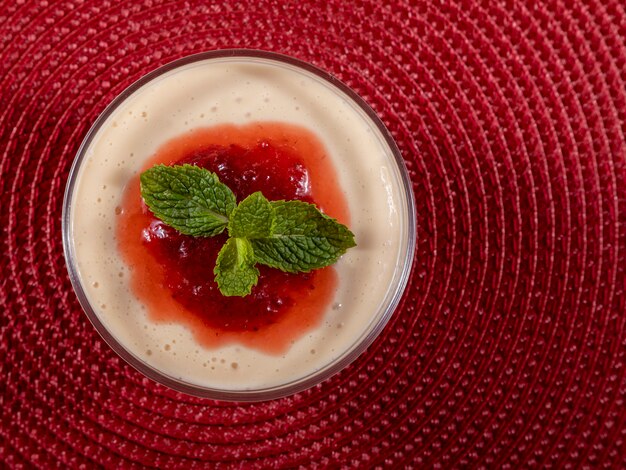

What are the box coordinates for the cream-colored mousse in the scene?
[68,55,412,391]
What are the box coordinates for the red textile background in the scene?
[1,0,625,468]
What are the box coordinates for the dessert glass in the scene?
[62,50,416,401]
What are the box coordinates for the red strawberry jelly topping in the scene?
[117,123,349,354]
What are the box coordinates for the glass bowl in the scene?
[62,49,416,401]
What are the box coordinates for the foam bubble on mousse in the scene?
[69,56,409,391]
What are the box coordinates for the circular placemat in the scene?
[1,0,625,467]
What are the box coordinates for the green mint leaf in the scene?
[228,192,274,239]
[251,200,356,273]
[214,238,259,296]
[140,164,236,237]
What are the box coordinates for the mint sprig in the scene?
[140,165,356,297]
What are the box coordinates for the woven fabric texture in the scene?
[1,0,626,468]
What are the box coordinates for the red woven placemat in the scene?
[1,0,625,467]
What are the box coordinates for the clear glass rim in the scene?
[62,49,417,402]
